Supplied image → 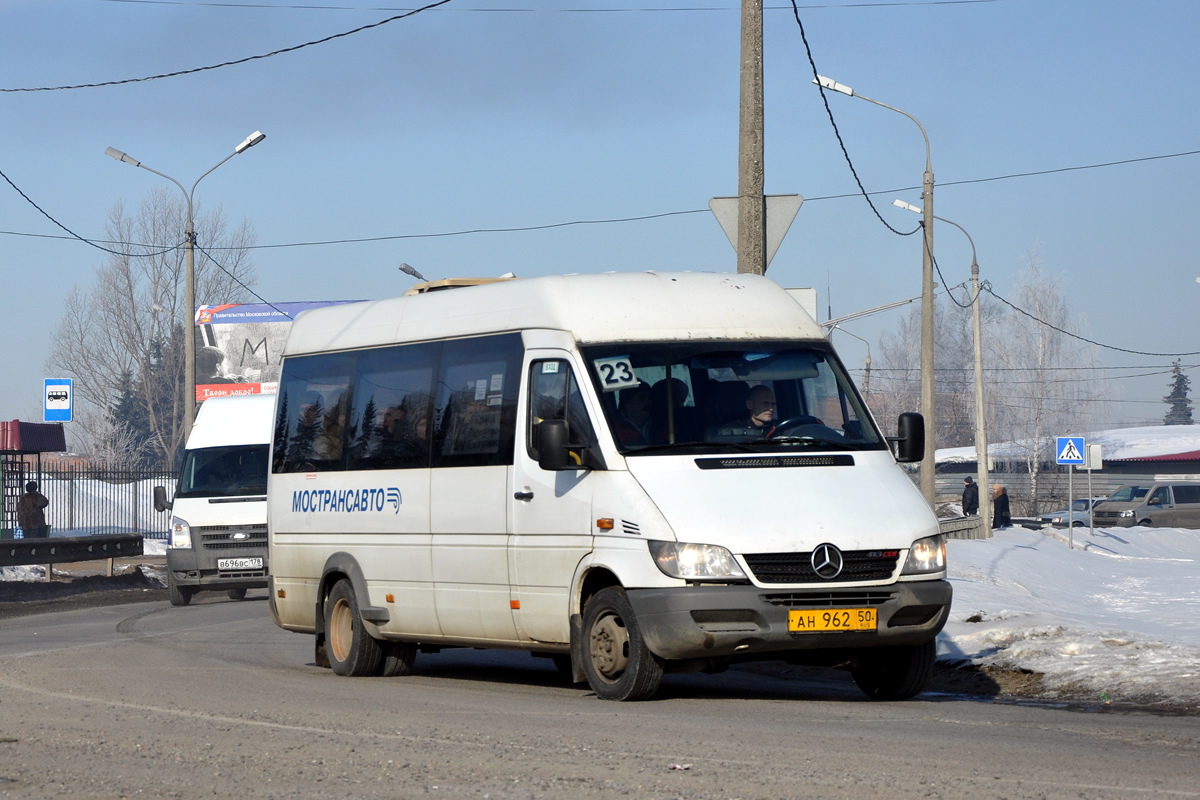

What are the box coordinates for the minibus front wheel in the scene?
[325,578,384,677]
[581,587,664,701]
[849,640,935,701]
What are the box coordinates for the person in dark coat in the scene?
[992,484,1012,529]
[17,480,50,538]
[961,476,979,516]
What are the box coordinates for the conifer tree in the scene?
[1163,360,1193,425]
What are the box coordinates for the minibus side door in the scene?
[510,354,598,644]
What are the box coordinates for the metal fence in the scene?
[19,465,175,540]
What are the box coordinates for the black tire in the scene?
[324,579,383,677]
[378,641,418,677]
[167,573,193,607]
[227,587,248,601]
[580,586,664,701]
[850,640,936,701]
[1072,521,1085,528]
[1140,519,1154,528]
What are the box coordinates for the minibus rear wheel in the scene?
[581,587,664,701]
[227,588,247,601]
[849,640,935,701]
[325,578,383,676]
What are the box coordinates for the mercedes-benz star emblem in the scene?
[810,543,844,579]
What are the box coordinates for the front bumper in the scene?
[166,547,269,591]
[627,579,951,661]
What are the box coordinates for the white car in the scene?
[1040,497,1107,528]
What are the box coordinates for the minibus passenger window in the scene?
[431,334,521,467]
[272,352,355,473]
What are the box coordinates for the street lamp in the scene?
[895,199,990,535]
[106,131,266,439]
[398,262,427,281]
[814,75,937,504]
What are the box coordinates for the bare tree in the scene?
[48,188,257,467]
[987,253,1106,514]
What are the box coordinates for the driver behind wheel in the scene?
[717,384,778,438]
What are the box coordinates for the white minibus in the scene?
[155,393,274,605]
[266,272,950,701]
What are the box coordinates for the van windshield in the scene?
[178,445,269,498]
[1107,486,1149,503]
[581,341,885,455]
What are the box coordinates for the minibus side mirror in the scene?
[536,420,604,471]
[537,420,571,471]
[153,485,172,513]
[888,412,925,463]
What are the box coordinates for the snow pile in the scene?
[942,525,1200,708]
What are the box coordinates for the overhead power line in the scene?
[0,0,450,93]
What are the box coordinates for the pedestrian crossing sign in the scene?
[1056,436,1085,465]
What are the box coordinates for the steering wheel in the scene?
[770,415,842,440]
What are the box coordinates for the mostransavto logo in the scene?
[291,487,402,515]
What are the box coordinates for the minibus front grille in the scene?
[198,526,268,551]
[743,550,899,583]
[762,591,893,608]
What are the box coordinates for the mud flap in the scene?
[568,612,586,684]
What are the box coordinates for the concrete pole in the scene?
[970,249,991,537]
[920,165,936,503]
[737,0,766,275]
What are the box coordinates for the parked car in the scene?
[1091,483,1200,528]
[1039,497,1108,528]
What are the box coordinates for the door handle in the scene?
[514,490,534,501]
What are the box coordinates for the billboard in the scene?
[194,301,357,404]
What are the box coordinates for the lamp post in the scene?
[106,131,266,439]
[814,76,936,503]
[895,200,990,535]
[829,324,872,398]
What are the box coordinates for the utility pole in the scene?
[737,0,765,275]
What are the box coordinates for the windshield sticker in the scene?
[594,356,639,392]
[540,361,560,374]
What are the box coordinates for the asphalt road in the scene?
[1,590,1198,800]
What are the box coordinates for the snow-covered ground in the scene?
[943,524,1200,709]
[3,526,1197,709]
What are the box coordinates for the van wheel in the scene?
[850,640,935,701]
[378,641,418,677]
[168,573,193,607]
[325,579,383,676]
[227,588,247,600]
[1141,519,1154,528]
[581,587,663,701]
[1071,521,1085,528]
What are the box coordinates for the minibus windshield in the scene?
[582,341,885,454]
[177,444,269,498]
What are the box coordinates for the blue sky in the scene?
[2,0,1198,430]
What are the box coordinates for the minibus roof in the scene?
[187,394,276,450]
[283,272,825,356]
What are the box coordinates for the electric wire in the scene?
[0,0,450,93]
[789,0,919,238]
[194,243,295,319]
[0,165,182,257]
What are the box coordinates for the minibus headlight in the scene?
[901,534,945,575]
[1120,510,1134,518]
[648,541,747,581]
[169,518,192,549]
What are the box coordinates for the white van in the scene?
[154,393,275,606]
[266,272,950,701]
